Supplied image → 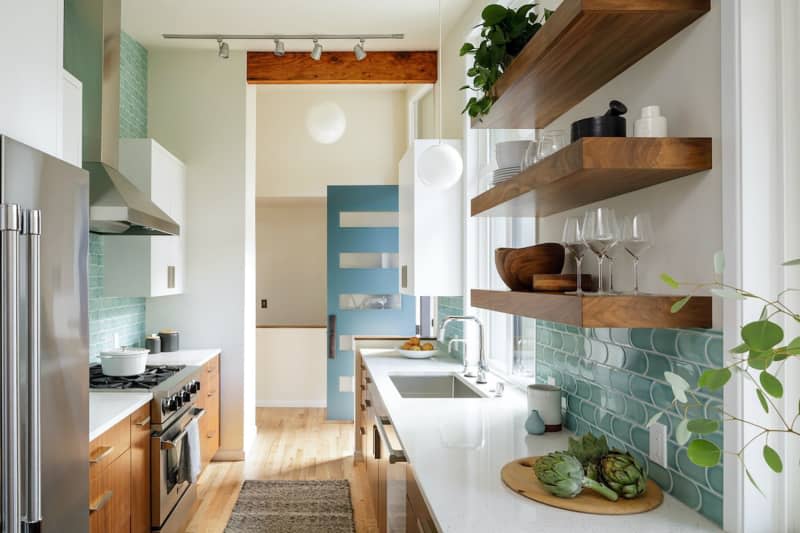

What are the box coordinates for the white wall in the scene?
[0,0,64,157]
[256,86,407,197]
[256,328,327,407]
[146,50,256,459]
[256,200,327,325]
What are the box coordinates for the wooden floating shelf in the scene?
[471,137,712,218]
[471,289,712,329]
[471,0,710,130]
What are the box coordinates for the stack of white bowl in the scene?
[493,140,530,186]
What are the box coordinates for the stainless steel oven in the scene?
[151,403,205,532]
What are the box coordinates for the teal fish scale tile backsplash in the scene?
[119,32,148,139]
[535,321,723,526]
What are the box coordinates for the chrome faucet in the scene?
[438,316,488,384]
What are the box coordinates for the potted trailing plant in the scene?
[653,252,800,492]
[460,4,552,120]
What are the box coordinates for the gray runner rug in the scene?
[224,480,357,533]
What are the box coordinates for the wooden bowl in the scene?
[532,274,595,292]
[494,248,517,290]
[503,243,565,291]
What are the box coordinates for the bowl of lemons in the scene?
[396,337,440,359]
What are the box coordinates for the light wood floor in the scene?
[184,407,379,533]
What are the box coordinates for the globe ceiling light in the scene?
[306,102,347,144]
[418,143,464,190]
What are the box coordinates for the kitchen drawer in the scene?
[90,449,131,533]
[130,404,151,533]
[205,354,220,378]
[406,466,438,533]
[89,416,130,472]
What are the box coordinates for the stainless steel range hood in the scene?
[69,0,179,236]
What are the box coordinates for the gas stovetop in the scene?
[89,364,185,390]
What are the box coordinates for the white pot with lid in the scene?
[97,347,150,376]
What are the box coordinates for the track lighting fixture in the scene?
[217,38,229,59]
[353,39,367,61]
[310,39,323,60]
[273,39,285,56]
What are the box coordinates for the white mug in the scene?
[527,384,562,431]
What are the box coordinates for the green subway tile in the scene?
[670,472,702,510]
[671,360,701,389]
[606,344,625,368]
[594,365,612,387]
[625,399,648,425]
[630,329,653,351]
[610,370,630,392]
[628,449,648,471]
[706,465,723,495]
[566,354,580,374]
[611,417,632,443]
[630,426,649,453]
[589,339,608,363]
[676,447,709,488]
[652,329,679,356]
[551,331,563,350]
[562,374,577,394]
[594,328,612,342]
[590,384,604,405]
[705,399,724,421]
[706,336,723,367]
[564,412,578,431]
[610,328,630,346]
[629,375,653,400]
[607,435,627,451]
[648,460,674,491]
[595,409,613,431]
[580,402,596,423]
[677,331,711,364]
[561,333,577,354]
[699,488,723,526]
[650,382,676,410]
[576,380,592,400]
[645,353,672,381]
[622,347,649,374]
[567,395,582,413]
[579,359,594,380]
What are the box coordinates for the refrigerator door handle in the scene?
[24,209,42,529]
[1,203,21,533]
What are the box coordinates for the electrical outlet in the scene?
[339,376,354,393]
[649,422,668,468]
[260,299,268,309]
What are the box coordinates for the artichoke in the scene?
[567,433,609,481]
[533,452,619,501]
[599,451,647,499]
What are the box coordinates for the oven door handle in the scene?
[374,415,406,464]
[160,408,206,450]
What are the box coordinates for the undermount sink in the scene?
[389,374,486,399]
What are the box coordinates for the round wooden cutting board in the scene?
[501,456,663,515]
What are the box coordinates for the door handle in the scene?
[374,415,406,464]
[89,446,115,464]
[1,204,21,531]
[89,491,113,513]
[25,209,42,526]
[328,314,336,359]
[135,416,151,427]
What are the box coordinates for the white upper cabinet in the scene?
[61,70,82,167]
[398,139,463,296]
[104,139,186,297]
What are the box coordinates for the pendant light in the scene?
[418,0,464,190]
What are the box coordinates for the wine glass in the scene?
[604,242,622,294]
[536,130,569,161]
[521,140,539,170]
[622,213,654,294]
[561,216,588,294]
[583,208,620,294]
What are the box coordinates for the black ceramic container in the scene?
[145,334,161,354]
[159,330,180,352]
[570,100,628,142]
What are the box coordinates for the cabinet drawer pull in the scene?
[134,416,151,427]
[89,446,114,464]
[89,490,113,513]
[207,431,216,439]
[360,404,366,412]
[360,384,366,391]
[207,391,216,398]
[365,376,372,384]
[364,399,372,407]
[359,426,366,436]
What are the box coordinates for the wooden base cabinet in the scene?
[406,466,438,533]
[131,404,151,533]
[198,354,221,466]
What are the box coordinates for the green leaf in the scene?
[481,4,509,25]
[686,419,720,434]
[730,342,749,354]
[745,468,765,496]
[459,42,475,56]
[646,411,663,428]
[759,371,783,398]
[676,419,691,445]
[671,295,692,314]
[664,371,690,403]
[782,258,800,266]
[748,350,774,370]
[713,251,725,274]
[710,287,746,300]
[763,445,783,473]
[756,389,769,413]
[660,273,679,289]
[741,320,784,351]
[687,439,721,467]
[697,368,732,390]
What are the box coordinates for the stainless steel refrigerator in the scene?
[1,135,89,532]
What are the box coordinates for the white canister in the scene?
[527,384,563,431]
[633,105,668,137]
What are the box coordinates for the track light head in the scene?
[310,39,323,61]
[353,39,367,61]
[217,38,229,59]
[273,39,285,57]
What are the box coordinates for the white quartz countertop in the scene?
[361,349,720,533]
[89,392,152,442]
[147,348,221,367]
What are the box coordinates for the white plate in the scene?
[396,348,440,359]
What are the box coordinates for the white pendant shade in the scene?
[306,102,347,144]
[418,143,463,190]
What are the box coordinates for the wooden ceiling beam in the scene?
[247,51,437,84]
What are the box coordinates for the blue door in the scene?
[327,185,415,420]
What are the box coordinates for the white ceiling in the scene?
[122,0,475,52]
